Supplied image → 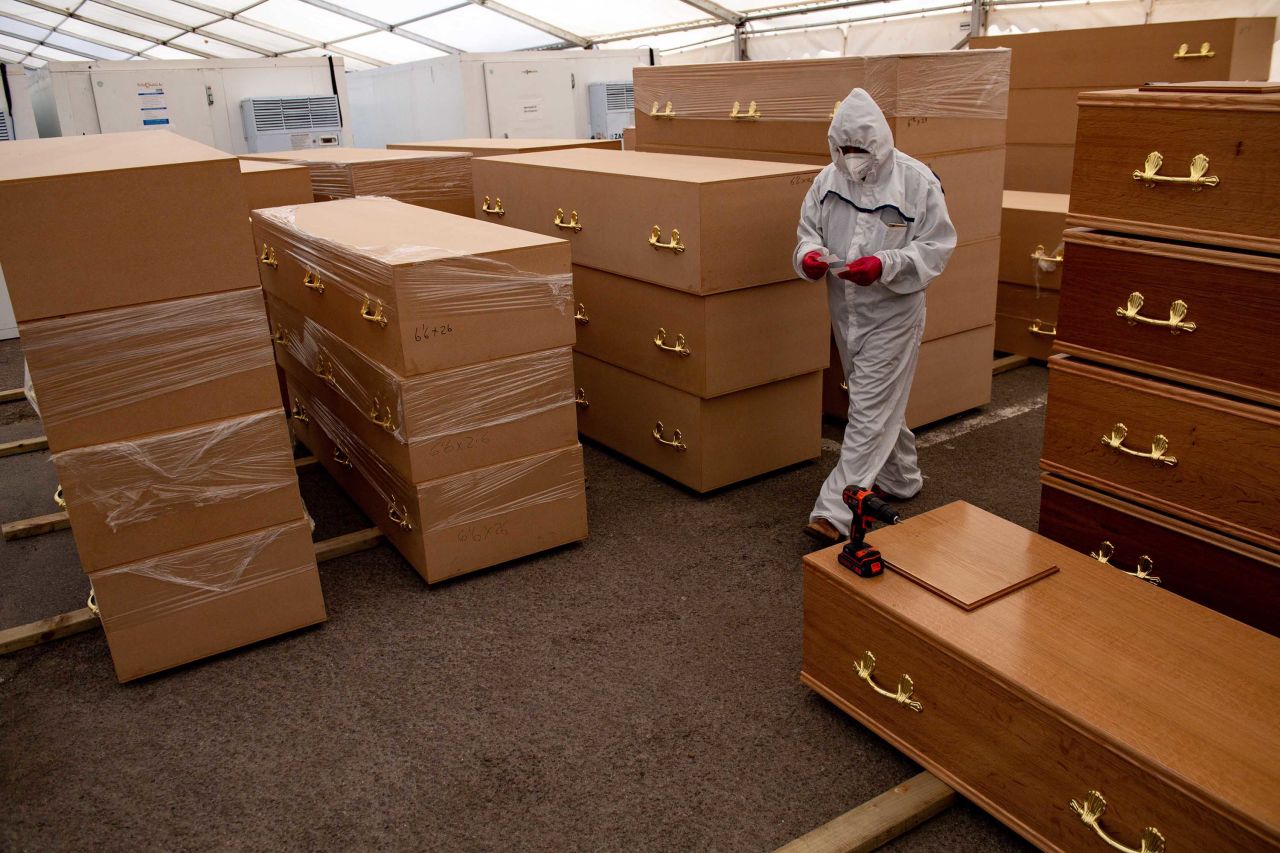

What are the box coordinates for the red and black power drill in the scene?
[837,486,902,578]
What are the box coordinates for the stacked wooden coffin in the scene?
[471,149,829,492]
[252,197,587,582]
[241,147,474,216]
[1038,82,1280,636]
[630,50,1010,427]
[0,131,323,681]
[994,190,1068,359]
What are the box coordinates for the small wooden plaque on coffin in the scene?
[864,501,1058,610]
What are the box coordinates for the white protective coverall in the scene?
[794,89,957,535]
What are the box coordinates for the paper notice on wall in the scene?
[137,83,170,128]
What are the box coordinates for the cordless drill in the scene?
[837,486,902,578]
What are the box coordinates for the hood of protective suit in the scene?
[828,89,894,183]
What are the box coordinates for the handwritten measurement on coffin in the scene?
[428,434,492,456]
[415,323,454,342]
[457,521,509,543]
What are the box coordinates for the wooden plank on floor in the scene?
[0,436,48,458]
[992,355,1030,376]
[0,527,383,656]
[775,771,957,853]
[0,388,25,404]
[3,511,70,541]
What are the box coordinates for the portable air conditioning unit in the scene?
[241,95,343,153]
[0,109,13,142]
[588,82,633,140]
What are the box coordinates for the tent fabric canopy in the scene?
[1,0,1277,69]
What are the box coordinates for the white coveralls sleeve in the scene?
[874,180,956,296]
[792,182,826,279]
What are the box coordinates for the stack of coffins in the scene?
[388,138,620,156]
[471,149,828,492]
[239,159,313,215]
[972,17,1275,194]
[993,190,1068,360]
[251,196,587,582]
[0,131,323,681]
[240,148,473,216]
[631,51,1010,427]
[1039,82,1280,636]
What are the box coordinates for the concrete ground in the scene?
[1,335,1044,852]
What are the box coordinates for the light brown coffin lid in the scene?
[807,500,1280,834]
[241,148,467,165]
[390,138,616,150]
[1139,80,1280,94]
[239,160,309,175]
[477,148,818,183]
[1001,189,1069,215]
[877,502,1058,610]
[0,129,231,182]
[267,196,567,265]
[1078,86,1280,109]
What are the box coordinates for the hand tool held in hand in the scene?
[837,486,901,578]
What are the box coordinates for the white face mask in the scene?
[843,153,874,179]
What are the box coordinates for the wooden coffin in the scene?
[970,17,1275,90]
[238,160,312,215]
[1041,356,1280,551]
[471,149,819,294]
[999,190,1068,289]
[267,294,577,479]
[91,517,324,683]
[994,282,1059,360]
[1003,143,1075,194]
[1056,229,1279,407]
[1039,473,1279,636]
[388,138,620,157]
[571,265,828,398]
[1068,83,1280,254]
[240,148,474,216]
[252,197,574,377]
[288,379,587,584]
[573,353,820,493]
[802,501,1280,852]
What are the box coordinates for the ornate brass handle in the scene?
[649,225,686,254]
[54,485,66,510]
[1101,423,1177,466]
[574,303,589,325]
[480,196,504,216]
[387,498,414,531]
[1069,790,1166,853]
[1028,319,1057,338]
[290,398,310,425]
[650,100,674,118]
[368,397,397,433]
[1132,151,1219,190]
[652,420,687,452]
[854,651,924,712]
[730,100,760,119]
[653,328,692,357]
[1091,541,1162,585]
[302,270,325,294]
[553,208,582,232]
[360,297,389,328]
[1030,244,1063,268]
[1115,292,1195,334]
[575,388,590,409]
[258,243,278,269]
[314,354,336,386]
[332,446,352,469]
[271,325,289,346]
[1173,41,1214,59]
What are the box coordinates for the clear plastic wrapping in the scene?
[52,410,297,531]
[633,50,1009,121]
[253,197,574,332]
[19,289,276,428]
[271,151,473,205]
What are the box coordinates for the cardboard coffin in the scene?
[994,282,1059,361]
[919,237,1000,343]
[1003,143,1074,195]
[239,160,313,215]
[252,197,574,376]
[389,138,621,157]
[0,130,258,323]
[999,190,1068,289]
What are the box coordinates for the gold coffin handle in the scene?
[553,208,583,232]
[332,446,352,469]
[480,195,505,216]
[1091,541,1162,585]
[1132,151,1219,190]
[649,225,686,254]
[653,327,692,357]
[1028,319,1057,338]
[652,420,688,452]
[360,297,389,328]
[730,99,761,119]
[1173,41,1214,59]
[574,303,589,325]
[368,397,397,433]
[271,324,289,346]
[1070,790,1166,853]
[575,387,590,409]
[314,354,336,386]
[650,100,674,118]
[302,269,325,294]
[387,498,414,531]
[1115,292,1195,334]
[258,243,278,269]
[53,484,66,510]
[1030,244,1063,269]
[854,651,924,713]
[289,397,310,425]
[1101,423,1177,467]
[86,585,99,618]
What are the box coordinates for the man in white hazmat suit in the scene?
[796,88,956,543]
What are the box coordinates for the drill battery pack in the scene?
[838,544,884,578]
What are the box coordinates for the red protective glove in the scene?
[837,255,883,286]
[800,250,829,280]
